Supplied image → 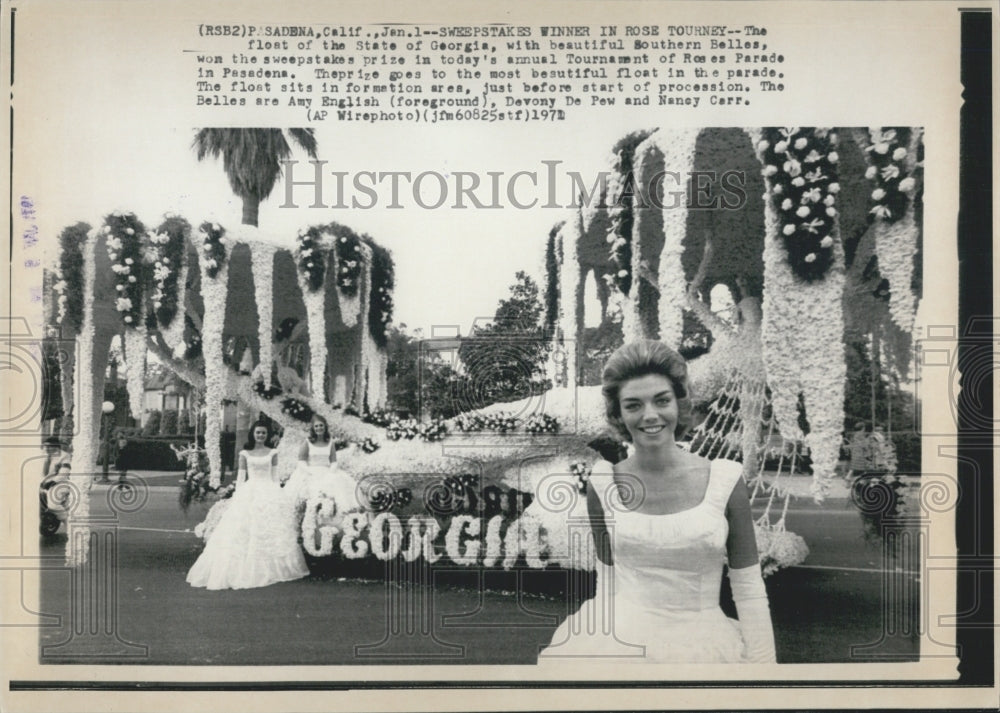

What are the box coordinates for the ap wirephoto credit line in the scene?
[1,1,995,712]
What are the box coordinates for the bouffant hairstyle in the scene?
[601,340,694,442]
[243,420,271,450]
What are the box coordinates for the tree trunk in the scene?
[242,197,260,227]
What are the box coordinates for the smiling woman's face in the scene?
[618,373,678,446]
[253,426,269,444]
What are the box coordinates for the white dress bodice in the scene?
[592,458,740,614]
[242,449,277,485]
[540,458,749,662]
[306,441,332,469]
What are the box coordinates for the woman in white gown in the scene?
[187,421,309,590]
[540,340,776,663]
[286,414,361,525]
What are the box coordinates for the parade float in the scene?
[47,126,923,577]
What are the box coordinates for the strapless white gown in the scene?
[286,441,361,517]
[540,458,750,663]
[187,449,309,590]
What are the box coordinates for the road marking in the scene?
[117,526,195,534]
[790,564,919,575]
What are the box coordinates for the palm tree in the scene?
[192,128,318,226]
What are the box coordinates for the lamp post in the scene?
[101,400,115,482]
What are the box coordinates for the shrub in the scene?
[160,410,179,436]
[142,410,162,437]
[892,431,921,473]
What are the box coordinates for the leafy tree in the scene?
[457,271,551,409]
[192,128,318,226]
[384,324,463,419]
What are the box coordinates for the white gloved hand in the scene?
[729,563,777,663]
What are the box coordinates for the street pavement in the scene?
[34,471,920,665]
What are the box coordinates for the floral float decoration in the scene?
[105,212,149,417]
[199,221,227,279]
[296,225,326,291]
[757,127,841,282]
[53,222,90,331]
[860,127,923,333]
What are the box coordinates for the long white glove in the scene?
[729,563,777,663]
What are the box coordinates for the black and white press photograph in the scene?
[2,1,992,711]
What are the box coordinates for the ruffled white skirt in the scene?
[187,479,309,590]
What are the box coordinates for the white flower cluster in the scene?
[523,413,560,435]
[104,216,146,327]
[863,128,923,333]
[754,523,809,577]
[53,277,69,324]
[758,128,840,271]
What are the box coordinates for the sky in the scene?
[12,5,764,337]
[26,98,632,334]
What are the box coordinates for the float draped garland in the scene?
[149,216,190,332]
[294,245,327,400]
[357,242,382,408]
[250,242,277,387]
[751,128,847,502]
[105,212,147,327]
[105,212,149,417]
[757,128,840,281]
[864,127,923,333]
[334,230,363,327]
[557,212,582,389]
[54,222,89,331]
[67,229,98,566]
[654,128,700,349]
[197,222,230,489]
[122,326,147,418]
[296,226,326,292]
[543,223,562,335]
[364,238,395,349]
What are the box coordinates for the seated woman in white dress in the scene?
[187,421,309,590]
[540,340,776,663]
[286,414,361,524]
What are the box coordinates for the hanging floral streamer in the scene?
[751,128,847,502]
[365,238,395,349]
[296,225,327,292]
[864,128,923,333]
[334,234,363,328]
[104,217,150,420]
[654,128,700,349]
[357,243,378,409]
[557,211,582,390]
[300,281,327,399]
[54,222,90,331]
[105,212,147,328]
[122,325,147,418]
[66,229,98,567]
[758,128,841,281]
[197,222,230,488]
[200,222,227,278]
[543,223,562,335]
[149,216,190,332]
[250,242,276,387]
